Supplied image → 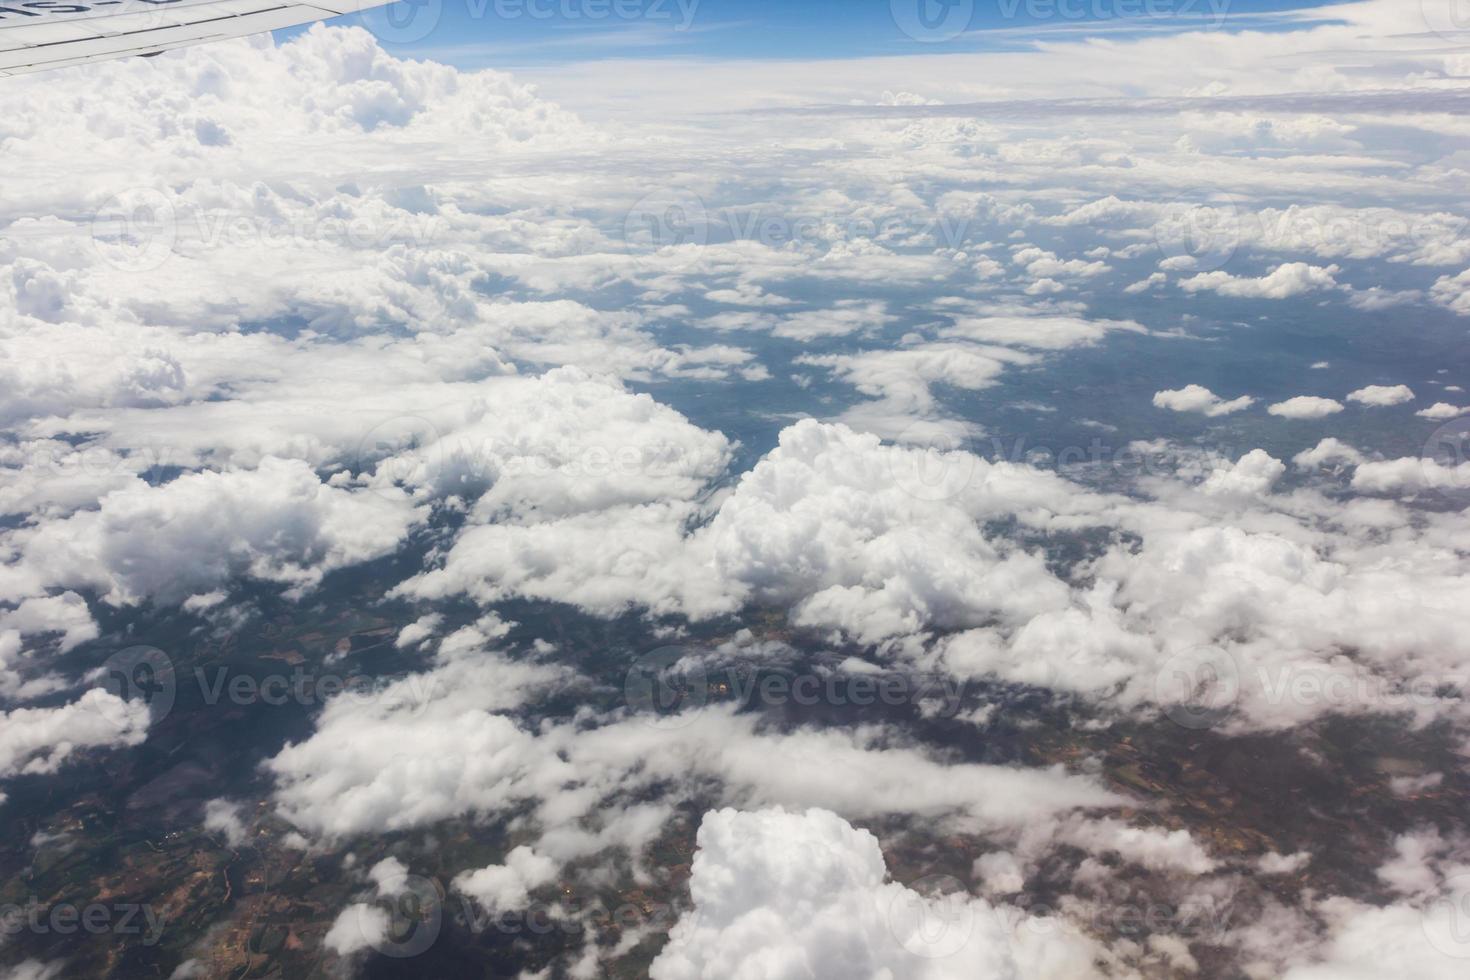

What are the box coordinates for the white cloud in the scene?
[939,315,1145,350]
[649,807,1118,980]
[1284,904,1468,979]
[0,593,98,655]
[1258,851,1312,875]
[1347,384,1414,407]
[269,672,1120,844]
[1199,449,1286,498]
[453,846,559,913]
[1125,273,1167,294]
[1376,829,1443,897]
[0,963,65,980]
[798,344,1034,439]
[1417,403,1470,420]
[1011,246,1109,280]
[1024,278,1066,296]
[1153,385,1256,417]
[2,458,421,625]
[704,284,794,307]
[703,421,1081,644]
[772,301,893,341]
[203,799,249,847]
[1268,396,1345,419]
[1430,269,1470,315]
[1294,438,1365,470]
[1047,816,1217,875]
[1181,263,1340,299]
[932,445,1470,731]
[1352,457,1470,495]
[395,614,442,650]
[323,904,389,957]
[0,689,149,779]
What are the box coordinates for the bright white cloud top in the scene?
[1268,396,1346,419]
[1154,385,1256,417]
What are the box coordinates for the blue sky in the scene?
[281,0,1351,69]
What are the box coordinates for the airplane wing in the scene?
[0,0,394,76]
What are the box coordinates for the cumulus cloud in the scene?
[1430,269,1470,315]
[1417,403,1470,420]
[0,593,98,656]
[203,799,249,847]
[265,614,1121,850]
[1011,246,1109,280]
[1347,384,1414,407]
[396,409,1111,642]
[1047,816,1217,875]
[1258,851,1312,875]
[1,458,421,640]
[1153,385,1256,417]
[0,689,149,779]
[394,614,442,650]
[1352,457,1470,496]
[1293,438,1365,469]
[649,808,1119,980]
[323,904,389,957]
[1180,263,1340,299]
[1199,449,1286,498]
[268,671,1120,845]
[703,421,1084,644]
[1276,897,1470,979]
[798,344,1034,439]
[928,439,1470,731]
[453,846,559,913]
[1268,396,1345,419]
[388,370,736,619]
